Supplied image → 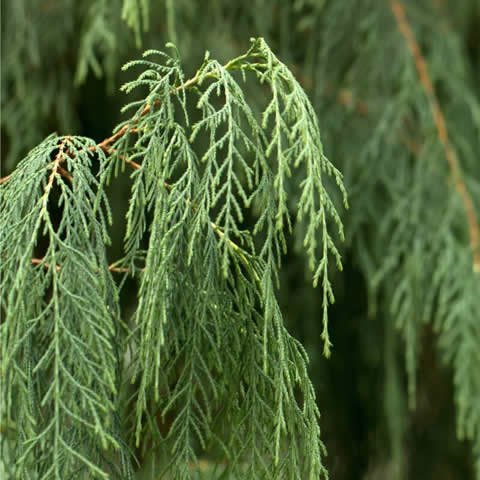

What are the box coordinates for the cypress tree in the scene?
[1,1,479,479]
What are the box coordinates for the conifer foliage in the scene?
[2,1,480,479]
[1,38,345,479]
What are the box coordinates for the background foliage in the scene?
[2,1,480,479]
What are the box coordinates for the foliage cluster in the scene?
[1,37,345,479]
[1,1,480,479]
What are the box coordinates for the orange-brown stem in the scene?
[389,0,480,272]
[31,257,138,274]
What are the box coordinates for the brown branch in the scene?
[0,124,141,186]
[91,125,140,154]
[57,165,73,183]
[42,137,70,206]
[389,0,480,272]
[97,143,141,170]
[1,70,204,187]
[87,71,202,158]
[31,257,138,274]
[31,258,60,271]
[3,69,254,277]
[108,266,131,273]
[9,101,174,274]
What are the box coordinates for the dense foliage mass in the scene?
[1,1,479,479]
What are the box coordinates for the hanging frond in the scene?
[2,1,480,478]
[121,0,150,46]
[75,0,117,85]
[94,37,345,478]
[0,136,131,479]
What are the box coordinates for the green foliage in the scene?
[2,1,480,479]
[1,136,127,478]
[313,4,480,477]
[122,0,150,47]
[75,0,119,85]
[1,39,345,479]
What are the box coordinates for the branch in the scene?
[31,257,131,274]
[87,70,202,160]
[31,258,60,271]
[389,0,480,272]
[1,65,272,280]
[0,68,206,185]
[41,137,70,209]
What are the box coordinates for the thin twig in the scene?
[2,68,259,277]
[31,258,60,271]
[41,138,70,208]
[57,165,73,183]
[97,143,141,170]
[31,257,138,274]
[85,71,201,159]
[0,69,204,185]
[389,0,480,272]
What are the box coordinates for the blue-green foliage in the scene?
[0,136,129,478]
[105,38,345,478]
[1,39,346,479]
[314,2,480,477]
[3,1,480,478]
